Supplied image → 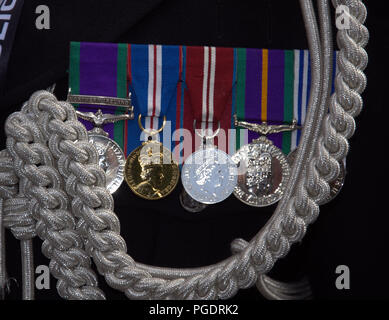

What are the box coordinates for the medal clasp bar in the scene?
[67,88,134,119]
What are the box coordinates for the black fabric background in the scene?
[0,0,387,301]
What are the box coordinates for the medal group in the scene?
[70,97,302,210]
[69,93,344,211]
[68,43,344,212]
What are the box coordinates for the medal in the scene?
[179,188,208,213]
[75,108,131,193]
[232,116,300,207]
[179,46,239,210]
[287,149,346,205]
[181,148,238,204]
[181,121,238,205]
[67,42,133,193]
[124,115,179,200]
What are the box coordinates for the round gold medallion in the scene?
[124,141,179,200]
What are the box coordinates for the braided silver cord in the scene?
[3,99,105,300]
[0,150,37,300]
[256,275,312,300]
[253,0,334,299]
[0,150,33,299]
[254,0,368,299]
[0,199,9,299]
[0,0,368,300]
[2,197,36,299]
[304,0,368,207]
[253,0,368,299]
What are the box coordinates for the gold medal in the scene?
[124,115,179,200]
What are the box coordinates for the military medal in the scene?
[181,147,238,204]
[179,123,211,212]
[124,115,179,200]
[75,108,132,193]
[179,189,208,213]
[66,42,133,194]
[181,121,238,205]
[232,115,300,207]
[287,149,346,205]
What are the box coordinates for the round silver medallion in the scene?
[179,189,208,213]
[287,149,346,205]
[88,134,125,194]
[181,148,238,204]
[231,137,291,207]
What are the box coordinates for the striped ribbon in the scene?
[68,43,338,163]
[126,44,180,157]
[234,48,338,154]
[183,46,234,154]
[69,42,128,150]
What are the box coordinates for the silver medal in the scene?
[232,115,300,207]
[232,136,290,207]
[73,106,133,194]
[88,134,125,194]
[179,188,208,213]
[181,147,238,204]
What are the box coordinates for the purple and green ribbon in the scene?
[69,41,128,150]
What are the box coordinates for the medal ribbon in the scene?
[126,44,180,156]
[69,42,128,150]
[234,48,338,154]
[184,46,235,154]
[69,43,338,161]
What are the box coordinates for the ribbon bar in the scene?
[69,42,338,158]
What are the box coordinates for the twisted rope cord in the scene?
[0,150,18,298]
[256,275,312,300]
[0,0,368,300]
[254,0,368,299]
[2,103,105,300]
[0,150,38,300]
[304,0,368,208]
[253,0,334,299]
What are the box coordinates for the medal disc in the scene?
[179,189,208,213]
[181,148,238,204]
[88,134,125,194]
[231,137,290,207]
[124,141,179,200]
[287,149,346,205]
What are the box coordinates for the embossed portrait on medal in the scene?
[124,142,179,200]
[194,156,222,190]
[134,153,166,198]
[88,134,125,194]
[181,148,238,204]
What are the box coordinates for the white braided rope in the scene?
[0,0,368,300]
[3,103,105,300]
